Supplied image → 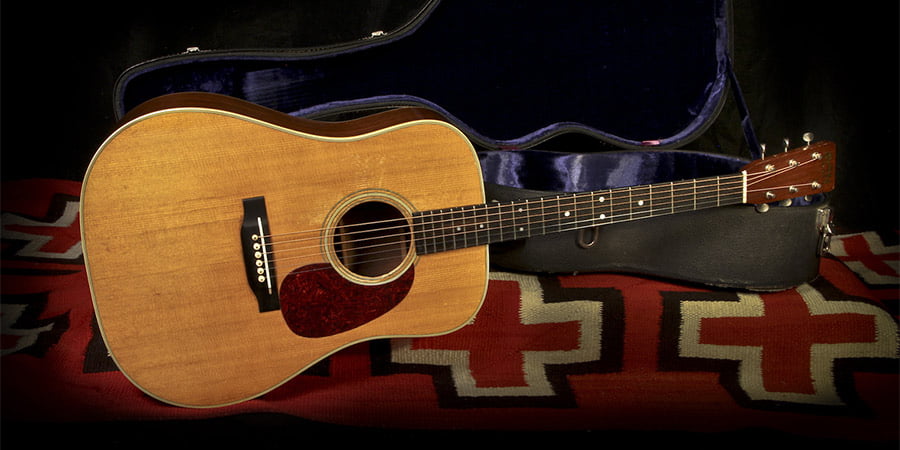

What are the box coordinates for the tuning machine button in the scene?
[802,132,815,147]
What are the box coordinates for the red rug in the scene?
[2,178,897,441]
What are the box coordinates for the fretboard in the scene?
[412,173,746,255]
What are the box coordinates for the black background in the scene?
[0,1,897,446]
[2,1,898,233]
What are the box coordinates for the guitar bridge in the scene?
[241,196,279,312]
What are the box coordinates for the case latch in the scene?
[816,206,834,256]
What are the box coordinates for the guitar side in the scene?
[81,95,488,407]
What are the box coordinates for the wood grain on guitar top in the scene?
[81,94,488,407]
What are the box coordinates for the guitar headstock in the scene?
[741,139,836,204]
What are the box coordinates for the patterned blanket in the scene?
[2,179,897,441]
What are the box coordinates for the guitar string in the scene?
[259,160,817,266]
[264,158,824,275]
[271,186,819,271]
[266,173,747,248]
[265,183,790,272]
[276,192,741,256]
[266,180,747,256]
[278,195,741,266]
[265,182,756,267]
[264,161,802,257]
[260,172,740,240]
[262,158,810,246]
[264,166,807,264]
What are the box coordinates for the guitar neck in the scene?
[412,172,746,255]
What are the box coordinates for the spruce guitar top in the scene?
[81,92,836,407]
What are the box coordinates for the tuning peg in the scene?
[802,132,814,147]
[783,138,790,153]
[760,143,766,159]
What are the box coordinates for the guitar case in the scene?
[112,0,833,291]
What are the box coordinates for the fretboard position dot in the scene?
[637,200,644,206]
[599,196,605,202]
[564,211,571,217]
[600,213,606,220]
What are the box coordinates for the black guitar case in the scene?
[113,0,834,291]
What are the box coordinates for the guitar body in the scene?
[81,93,488,407]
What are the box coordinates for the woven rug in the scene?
[2,178,896,442]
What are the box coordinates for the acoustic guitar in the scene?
[81,92,836,408]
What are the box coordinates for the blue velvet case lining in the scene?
[479,149,744,193]
[116,0,731,150]
[113,1,792,201]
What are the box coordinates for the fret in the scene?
[470,204,487,246]
[412,212,427,255]
[606,190,616,223]
[485,201,503,244]
[667,182,675,215]
[716,176,721,207]
[609,187,634,222]
[471,204,491,245]
[557,195,577,231]
[449,206,465,250]
[461,206,473,247]
[438,209,450,253]
[672,180,697,215]
[462,206,475,247]
[537,197,546,235]
[692,179,697,211]
[501,201,516,241]
[426,211,437,254]
[652,181,676,216]
[571,193,586,228]
[486,201,509,243]
[720,177,745,206]
[514,199,532,238]
[692,178,721,210]
[412,210,440,255]
[542,195,560,231]
[510,201,519,240]
[627,187,633,221]
[429,209,443,253]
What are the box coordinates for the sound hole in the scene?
[334,201,411,279]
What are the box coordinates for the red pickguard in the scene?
[279,263,414,338]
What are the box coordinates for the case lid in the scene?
[115,0,733,150]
